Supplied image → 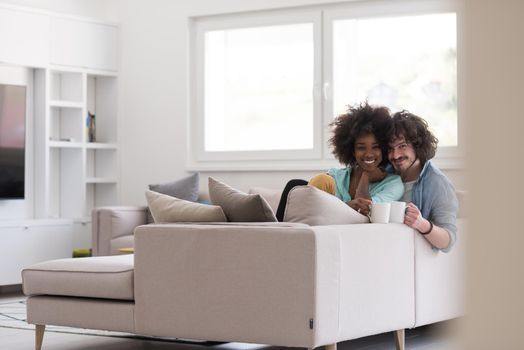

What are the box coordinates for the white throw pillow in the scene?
[283,185,369,225]
[146,190,227,223]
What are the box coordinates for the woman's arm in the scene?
[347,169,372,214]
[355,171,371,199]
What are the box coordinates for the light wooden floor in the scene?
[0,291,460,350]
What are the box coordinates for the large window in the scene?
[190,0,461,169]
[331,13,457,146]
[205,23,315,152]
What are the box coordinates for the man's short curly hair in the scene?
[329,102,392,167]
[389,110,438,163]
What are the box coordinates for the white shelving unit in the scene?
[35,68,118,221]
[0,4,119,285]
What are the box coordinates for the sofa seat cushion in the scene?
[22,255,134,301]
[110,235,135,255]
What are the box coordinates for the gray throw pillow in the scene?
[283,185,369,225]
[208,177,277,222]
[147,173,199,223]
[146,191,226,223]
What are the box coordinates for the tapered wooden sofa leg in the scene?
[35,324,45,350]
[394,329,405,350]
[326,343,337,350]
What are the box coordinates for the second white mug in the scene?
[389,201,407,224]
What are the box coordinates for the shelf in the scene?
[49,141,83,148]
[0,218,74,228]
[35,67,118,220]
[72,217,92,224]
[49,100,84,109]
[85,142,117,150]
[86,177,117,184]
[49,65,118,78]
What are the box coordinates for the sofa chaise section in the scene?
[22,255,136,341]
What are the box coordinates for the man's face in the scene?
[388,135,417,175]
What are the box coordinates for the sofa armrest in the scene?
[133,223,340,348]
[311,223,415,339]
[91,206,147,256]
[413,218,467,326]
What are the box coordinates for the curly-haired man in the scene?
[388,111,458,252]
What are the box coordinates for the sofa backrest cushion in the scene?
[284,185,369,225]
[147,173,200,222]
[146,190,227,223]
[209,177,277,222]
[248,187,282,214]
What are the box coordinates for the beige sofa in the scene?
[22,191,466,350]
[22,221,466,350]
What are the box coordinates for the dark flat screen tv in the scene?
[0,84,26,199]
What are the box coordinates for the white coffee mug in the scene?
[389,201,406,224]
[370,202,391,224]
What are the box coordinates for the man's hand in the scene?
[404,202,431,232]
[348,198,372,216]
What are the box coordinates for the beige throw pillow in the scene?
[208,177,277,222]
[146,190,227,223]
[248,187,282,214]
[283,185,369,225]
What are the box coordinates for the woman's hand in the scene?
[348,198,372,216]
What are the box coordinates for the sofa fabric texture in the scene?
[248,187,282,213]
[208,177,277,222]
[146,190,227,223]
[27,296,136,333]
[23,255,134,300]
[110,235,135,255]
[147,173,200,222]
[413,219,467,327]
[284,185,369,225]
[92,206,147,256]
[134,224,322,346]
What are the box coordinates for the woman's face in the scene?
[353,133,382,171]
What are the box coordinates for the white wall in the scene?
[0,0,115,21]
[461,0,524,347]
[111,0,467,205]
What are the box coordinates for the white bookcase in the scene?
[35,68,118,221]
[0,4,119,285]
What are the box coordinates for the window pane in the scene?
[205,23,314,152]
[333,13,457,146]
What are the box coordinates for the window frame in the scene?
[188,0,464,171]
[189,9,323,163]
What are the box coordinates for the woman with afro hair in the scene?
[276,102,404,221]
[309,102,404,216]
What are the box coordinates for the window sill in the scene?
[186,155,466,172]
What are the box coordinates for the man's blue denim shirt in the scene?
[388,160,458,252]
